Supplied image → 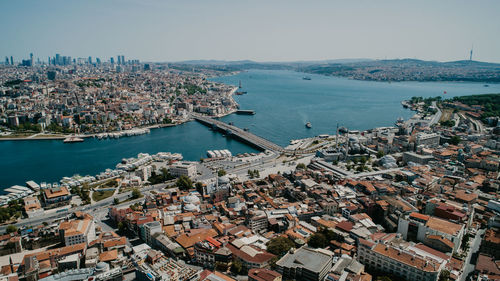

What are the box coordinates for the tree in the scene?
[176,175,193,190]
[113,198,119,205]
[377,150,385,158]
[218,169,227,177]
[449,135,461,145]
[117,222,126,234]
[230,259,243,275]
[131,188,141,199]
[6,225,17,234]
[267,236,295,256]
[195,182,204,194]
[308,233,327,248]
[296,163,306,170]
[439,270,450,281]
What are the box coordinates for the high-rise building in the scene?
[55,54,61,65]
[88,56,92,64]
[117,55,121,65]
[110,57,114,64]
[4,57,8,65]
[30,53,33,65]
[96,58,101,64]
[10,56,13,65]
[121,55,125,65]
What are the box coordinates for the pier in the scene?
[236,110,255,115]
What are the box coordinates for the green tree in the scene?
[308,233,327,248]
[296,163,306,170]
[131,188,142,199]
[6,225,17,234]
[218,169,227,177]
[176,175,193,190]
[113,198,119,205]
[195,182,204,194]
[439,270,450,281]
[117,221,126,233]
[377,150,385,158]
[230,259,243,275]
[449,135,461,145]
[267,236,295,256]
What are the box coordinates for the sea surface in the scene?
[1,69,499,189]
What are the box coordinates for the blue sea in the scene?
[1,69,498,189]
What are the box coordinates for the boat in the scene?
[302,77,311,80]
[243,128,249,131]
[339,126,348,134]
[235,91,247,95]
[305,122,312,128]
[484,84,489,87]
[63,136,84,143]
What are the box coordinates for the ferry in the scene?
[305,122,312,128]
[63,136,84,143]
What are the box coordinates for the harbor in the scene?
[1,70,500,189]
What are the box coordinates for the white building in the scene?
[143,221,162,246]
[170,162,197,178]
[59,218,96,246]
[416,133,440,148]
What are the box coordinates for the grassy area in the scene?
[439,108,453,122]
[92,189,115,202]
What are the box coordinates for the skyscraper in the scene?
[121,55,125,65]
[4,57,8,65]
[110,57,115,64]
[117,55,121,65]
[10,56,13,65]
[30,53,33,66]
[88,56,92,64]
[55,54,61,65]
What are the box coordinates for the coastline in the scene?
[0,86,241,141]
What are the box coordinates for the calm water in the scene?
[1,69,499,188]
[213,70,500,146]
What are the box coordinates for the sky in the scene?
[1,0,499,63]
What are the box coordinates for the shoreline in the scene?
[0,86,241,142]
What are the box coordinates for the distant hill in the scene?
[169,58,500,83]
[300,59,500,82]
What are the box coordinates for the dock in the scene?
[236,110,255,115]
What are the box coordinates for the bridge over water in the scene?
[192,114,318,155]
[192,114,284,152]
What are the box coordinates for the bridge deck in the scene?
[192,114,284,152]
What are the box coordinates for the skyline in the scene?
[1,0,500,63]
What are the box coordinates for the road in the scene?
[0,182,173,233]
[460,229,484,281]
[428,101,442,126]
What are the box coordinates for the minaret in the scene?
[9,256,14,273]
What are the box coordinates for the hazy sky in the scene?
[1,0,499,63]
